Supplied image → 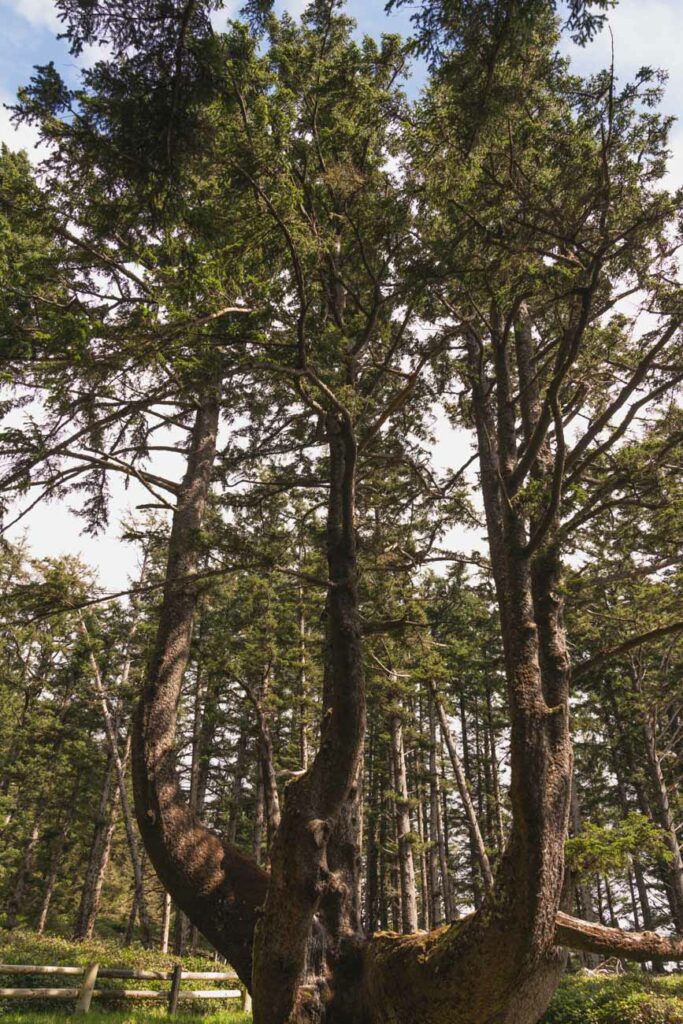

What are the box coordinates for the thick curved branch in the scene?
[132,383,267,988]
[555,911,683,961]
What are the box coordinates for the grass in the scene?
[0,1012,251,1024]
[0,931,250,1023]
[543,969,683,1024]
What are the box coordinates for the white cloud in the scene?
[7,0,59,31]
[0,92,46,158]
[562,0,683,190]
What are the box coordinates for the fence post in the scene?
[168,964,183,1015]
[75,963,99,1014]
[242,989,252,1013]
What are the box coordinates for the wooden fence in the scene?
[0,962,250,1015]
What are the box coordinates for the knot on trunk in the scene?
[308,818,331,849]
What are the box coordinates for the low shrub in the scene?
[543,971,683,1024]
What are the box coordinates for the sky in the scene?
[1,0,682,589]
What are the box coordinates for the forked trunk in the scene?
[130,381,683,1024]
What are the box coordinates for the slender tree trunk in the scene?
[298,582,310,771]
[227,724,249,845]
[253,764,265,868]
[432,690,493,891]
[253,678,282,850]
[80,621,152,946]
[74,749,116,940]
[390,708,418,934]
[569,783,600,968]
[642,710,683,931]
[365,729,379,934]
[36,861,58,936]
[125,889,138,945]
[74,735,131,940]
[485,682,505,852]
[36,794,77,935]
[460,704,483,908]
[5,814,41,929]
[174,905,190,955]
[415,778,430,931]
[160,891,172,953]
[378,776,389,932]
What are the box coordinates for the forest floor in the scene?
[1,930,683,1024]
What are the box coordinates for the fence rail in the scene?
[0,962,248,1015]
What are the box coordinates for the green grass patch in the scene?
[543,970,683,1024]
[0,931,248,1022]
[0,1012,250,1024]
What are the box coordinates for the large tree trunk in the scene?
[251,411,365,1024]
[429,709,454,923]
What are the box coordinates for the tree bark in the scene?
[252,411,365,1024]
[160,891,172,953]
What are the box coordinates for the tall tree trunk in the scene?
[459,695,484,909]
[160,891,172,953]
[642,709,683,931]
[415,772,430,932]
[364,728,380,934]
[378,783,389,932]
[298,580,310,771]
[252,412,365,1024]
[432,690,493,890]
[36,794,77,935]
[485,682,505,853]
[253,764,265,868]
[569,783,600,968]
[227,723,249,845]
[390,708,418,934]
[5,814,41,929]
[250,670,282,852]
[74,745,123,941]
[80,621,152,946]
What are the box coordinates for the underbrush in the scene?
[543,970,683,1024]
